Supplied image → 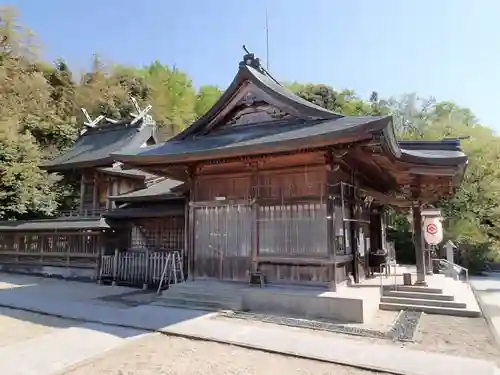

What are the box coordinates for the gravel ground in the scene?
[60,333,389,375]
[404,314,500,365]
[0,307,74,347]
[217,313,500,365]
[337,310,399,331]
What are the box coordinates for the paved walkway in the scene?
[471,274,500,345]
[0,323,147,375]
[0,273,499,375]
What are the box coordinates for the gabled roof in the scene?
[42,118,158,172]
[172,53,342,140]
[112,53,467,181]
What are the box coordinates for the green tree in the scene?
[388,94,500,266]
[287,83,388,116]
[0,9,58,219]
[141,61,197,137]
[195,85,222,118]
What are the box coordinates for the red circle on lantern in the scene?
[426,224,438,235]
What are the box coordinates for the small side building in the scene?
[105,178,186,254]
[98,178,187,286]
[0,109,163,280]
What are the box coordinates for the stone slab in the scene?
[471,276,500,346]
[0,322,146,375]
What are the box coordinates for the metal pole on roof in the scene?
[266,7,270,71]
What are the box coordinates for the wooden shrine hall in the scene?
[0,100,186,284]
[114,51,468,291]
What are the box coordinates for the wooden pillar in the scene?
[92,171,99,214]
[106,177,113,210]
[426,242,434,275]
[96,230,105,284]
[326,153,337,291]
[187,166,195,281]
[412,202,427,285]
[250,162,259,276]
[347,172,360,284]
[183,199,189,280]
[79,173,85,213]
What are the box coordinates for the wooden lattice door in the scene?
[192,203,253,281]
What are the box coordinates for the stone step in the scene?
[383,290,454,301]
[163,290,239,303]
[379,302,481,317]
[383,285,443,294]
[381,296,466,309]
[169,282,244,293]
[153,296,239,312]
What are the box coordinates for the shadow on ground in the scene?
[0,272,211,340]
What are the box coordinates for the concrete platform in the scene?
[362,266,481,317]
[160,264,481,322]
[0,272,497,375]
[161,280,380,323]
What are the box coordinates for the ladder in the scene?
[157,251,184,295]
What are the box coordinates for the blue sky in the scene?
[7,0,500,130]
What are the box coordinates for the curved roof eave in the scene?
[379,122,467,167]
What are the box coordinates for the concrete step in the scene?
[164,291,238,303]
[153,296,239,312]
[383,285,443,294]
[169,282,244,293]
[383,290,454,301]
[379,302,481,318]
[381,296,466,309]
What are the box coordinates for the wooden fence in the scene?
[99,249,184,289]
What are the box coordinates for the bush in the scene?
[388,229,415,264]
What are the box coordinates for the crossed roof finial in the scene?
[80,108,104,135]
[130,97,153,126]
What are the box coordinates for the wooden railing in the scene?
[60,208,109,217]
[99,249,184,289]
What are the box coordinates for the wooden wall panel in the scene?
[194,175,252,202]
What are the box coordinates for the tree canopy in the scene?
[1,7,499,266]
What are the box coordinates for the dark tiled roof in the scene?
[98,163,157,180]
[42,118,156,172]
[110,178,184,202]
[115,116,392,165]
[112,54,467,171]
[395,139,467,166]
[104,201,185,219]
[0,217,110,231]
[399,139,462,151]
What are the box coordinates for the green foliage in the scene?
[1,6,500,273]
[195,85,223,119]
[286,83,390,116]
[0,126,56,219]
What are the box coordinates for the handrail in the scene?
[379,260,398,289]
[433,258,469,283]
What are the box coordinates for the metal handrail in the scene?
[433,258,469,283]
[379,260,398,289]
